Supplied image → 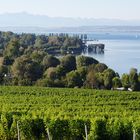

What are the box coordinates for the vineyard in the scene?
[0,86,140,139]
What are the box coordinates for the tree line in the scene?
[0,31,140,91]
[0,31,85,56]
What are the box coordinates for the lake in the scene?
[84,35,140,75]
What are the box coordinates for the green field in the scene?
[0,86,140,139]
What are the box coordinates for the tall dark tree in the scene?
[61,55,76,72]
[42,55,60,70]
[129,68,139,91]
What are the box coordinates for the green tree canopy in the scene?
[42,55,60,70]
[112,77,122,88]
[4,38,20,60]
[95,63,108,73]
[61,55,76,72]
[66,70,83,88]
[129,68,139,91]
[121,74,130,89]
[76,55,98,68]
[103,69,116,89]
[11,55,43,85]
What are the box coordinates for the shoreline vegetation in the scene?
[0,31,139,91]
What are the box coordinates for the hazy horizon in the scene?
[0,0,140,20]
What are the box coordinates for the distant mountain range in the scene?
[0,12,140,33]
[0,12,140,27]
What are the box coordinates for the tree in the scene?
[76,55,98,68]
[129,68,139,91]
[44,67,58,80]
[84,71,99,89]
[63,37,71,47]
[2,56,14,65]
[30,50,46,63]
[84,70,104,89]
[42,55,60,70]
[121,74,130,89]
[61,55,76,72]
[20,34,36,46]
[103,69,116,89]
[95,63,108,73]
[34,36,47,48]
[112,77,122,88]
[55,65,67,78]
[4,38,20,59]
[0,65,8,84]
[77,66,88,82]
[47,36,62,46]
[11,55,43,85]
[66,70,83,88]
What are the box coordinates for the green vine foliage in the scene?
[0,86,139,139]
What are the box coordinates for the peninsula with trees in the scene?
[0,31,139,91]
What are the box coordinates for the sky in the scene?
[0,0,140,20]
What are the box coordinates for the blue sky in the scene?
[0,0,140,19]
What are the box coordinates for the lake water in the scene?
[85,39,140,75]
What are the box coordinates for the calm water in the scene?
[85,39,140,75]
